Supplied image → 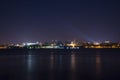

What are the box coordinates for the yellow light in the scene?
[112,45,116,48]
[71,43,75,47]
[70,41,76,47]
[96,46,101,48]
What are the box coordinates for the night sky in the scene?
[0,0,120,43]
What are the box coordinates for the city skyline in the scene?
[0,0,120,43]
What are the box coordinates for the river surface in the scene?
[0,49,120,80]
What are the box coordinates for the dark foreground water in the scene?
[0,49,120,80]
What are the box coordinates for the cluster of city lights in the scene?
[0,40,120,49]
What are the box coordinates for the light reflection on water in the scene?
[71,54,76,70]
[70,53,76,80]
[28,54,32,70]
[50,54,54,70]
[0,50,120,80]
[96,52,101,80]
[27,51,33,80]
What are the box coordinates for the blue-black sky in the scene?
[0,0,120,43]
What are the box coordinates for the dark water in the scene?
[0,49,120,80]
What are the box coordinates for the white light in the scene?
[23,43,39,46]
[70,41,76,47]
[22,43,26,46]
[105,41,110,43]
[93,42,100,45]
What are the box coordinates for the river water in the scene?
[0,49,120,80]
